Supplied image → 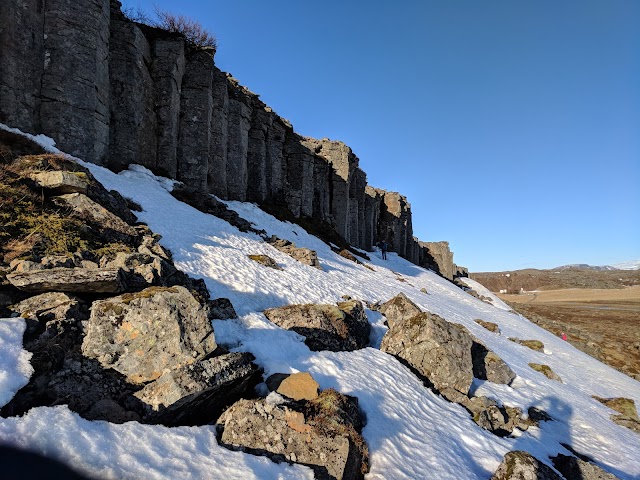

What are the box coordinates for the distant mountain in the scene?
[612,260,640,271]
[553,263,616,271]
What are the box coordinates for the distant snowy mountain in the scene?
[612,260,640,271]
[553,263,617,271]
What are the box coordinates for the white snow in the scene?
[1,125,639,479]
[612,260,640,271]
[0,318,33,408]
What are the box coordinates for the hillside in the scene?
[0,127,639,479]
[470,268,640,293]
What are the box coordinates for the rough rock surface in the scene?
[552,454,620,480]
[510,338,545,352]
[218,391,367,480]
[82,286,216,384]
[464,396,535,436]
[380,312,474,400]
[529,363,563,382]
[377,292,422,328]
[10,292,83,322]
[267,237,321,269]
[418,241,455,280]
[592,396,640,433]
[7,268,124,294]
[475,319,501,334]
[264,301,370,352]
[471,341,516,385]
[134,352,260,426]
[248,254,282,270]
[30,170,90,194]
[207,297,238,320]
[491,451,562,480]
[270,372,320,401]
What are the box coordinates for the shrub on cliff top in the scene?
[123,5,217,50]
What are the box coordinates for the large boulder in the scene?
[82,286,216,384]
[6,268,124,294]
[267,236,322,269]
[551,454,620,480]
[464,396,535,436]
[10,292,83,322]
[134,352,260,426]
[30,170,89,194]
[377,292,422,328]
[218,389,367,480]
[491,451,562,480]
[380,312,474,400]
[471,341,516,385]
[266,372,320,401]
[100,251,175,290]
[264,300,370,352]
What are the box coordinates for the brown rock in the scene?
[276,372,319,401]
[378,292,422,328]
[30,170,89,194]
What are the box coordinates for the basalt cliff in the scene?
[0,0,465,280]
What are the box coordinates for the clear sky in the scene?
[122,0,639,272]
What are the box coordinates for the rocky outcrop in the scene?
[267,236,321,269]
[471,341,516,385]
[510,338,545,352]
[6,268,124,294]
[377,292,422,328]
[218,388,368,479]
[551,454,620,480]
[418,241,455,280]
[529,363,562,382]
[82,286,217,384]
[134,352,260,426]
[264,300,370,352]
[491,451,561,480]
[475,319,501,334]
[593,396,640,433]
[381,312,474,401]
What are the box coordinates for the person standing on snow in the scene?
[378,240,388,260]
[561,332,567,341]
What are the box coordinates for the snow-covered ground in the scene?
[1,126,639,479]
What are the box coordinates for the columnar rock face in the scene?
[0,0,467,276]
[419,241,455,280]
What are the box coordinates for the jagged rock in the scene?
[509,338,545,352]
[491,451,562,480]
[593,396,640,433]
[39,256,78,269]
[378,292,422,328]
[551,454,620,480]
[6,268,124,294]
[471,341,516,385]
[218,390,367,480]
[266,372,320,401]
[10,292,83,323]
[85,398,140,424]
[465,396,532,436]
[267,237,322,269]
[475,319,500,334]
[100,252,175,290]
[248,254,282,270]
[30,170,89,194]
[380,312,474,400]
[53,193,138,240]
[207,298,238,320]
[137,235,172,260]
[338,249,360,264]
[8,260,44,273]
[529,363,562,382]
[418,241,455,280]
[264,300,370,352]
[82,286,216,384]
[134,352,260,426]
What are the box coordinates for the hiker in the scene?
[561,332,567,341]
[378,240,388,260]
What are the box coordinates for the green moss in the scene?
[509,338,544,352]
[119,286,179,305]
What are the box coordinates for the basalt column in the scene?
[0,0,45,132]
[364,187,383,249]
[177,48,214,191]
[283,133,316,217]
[150,34,186,178]
[225,79,252,201]
[108,13,156,172]
[40,0,111,164]
[208,67,229,197]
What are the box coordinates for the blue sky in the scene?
[123,0,639,272]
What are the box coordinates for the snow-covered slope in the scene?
[1,128,639,479]
[613,260,640,271]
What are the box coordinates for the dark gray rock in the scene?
[82,286,216,384]
[6,268,124,294]
[225,83,252,200]
[264,300,370,352]
[471,341,516,385]
[10,292,83,323]
[491,451,562,480]
[380,312,474,400]
[100,252,175,290]
[135,352,260,426]
[418,241,455,281]
[552,454,620,480]
[207,298,237,320]
[378,292,422,328]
